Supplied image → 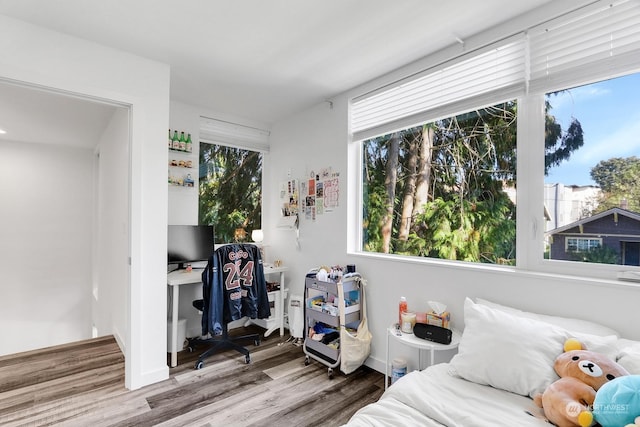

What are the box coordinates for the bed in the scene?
[344,298,640,426]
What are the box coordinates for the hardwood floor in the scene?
[0,326,384,426]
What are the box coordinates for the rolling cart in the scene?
[303,270,362,379]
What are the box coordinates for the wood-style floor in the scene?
[0,326,384,426]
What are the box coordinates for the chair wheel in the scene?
[254,339,260,346]
[305,356,310,366]
[328,368,334,379]
[194,360,204,370]
[245,354,251,364]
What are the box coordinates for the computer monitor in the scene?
[167,225,214,270]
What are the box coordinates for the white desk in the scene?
[166,265,289,368]
[167,268,204,368]
[385,325,461,390]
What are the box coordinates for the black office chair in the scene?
[189,244,268,370]
[189,299,261,369]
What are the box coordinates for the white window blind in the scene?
[351,35,526,141]
[528,0,640,94]
[200,116,270,153]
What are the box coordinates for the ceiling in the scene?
[0,0,557,146]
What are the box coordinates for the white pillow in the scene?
[475,298,620,337]
[616,339,640,375]
[449,298,620,397]
[449,298,567,397]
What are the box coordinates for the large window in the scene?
[362,102,517,264]
[544,73,640,266]
[351,0,640,278]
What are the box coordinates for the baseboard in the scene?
[364,355,385,374]
[112,328,125,353]
[128,365,169,390]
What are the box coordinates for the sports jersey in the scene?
[201,243,270,336]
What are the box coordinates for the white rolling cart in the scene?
[303,272,363,379]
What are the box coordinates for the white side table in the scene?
[385,325,461,390]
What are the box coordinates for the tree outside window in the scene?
[199,143,262,244]
[362,102,518,264]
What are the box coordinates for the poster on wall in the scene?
[280,179,299,217]
[301,167,339,221]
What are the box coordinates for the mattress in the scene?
[343,363,550,427]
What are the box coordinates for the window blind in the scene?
[528,0,640,94]
[200,116,270,153]
[351,35,526,141]
[351,0,640,142]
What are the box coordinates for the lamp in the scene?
[251,229,264,243]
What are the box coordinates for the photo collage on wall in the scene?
[280,167,340,222]
[301,167,339,221]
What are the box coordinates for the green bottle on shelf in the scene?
[185,133,192,153]
[168,129,172,148]
[179,132,186,151]
[171,130,180,150]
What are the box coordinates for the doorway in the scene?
[0,80,130,356]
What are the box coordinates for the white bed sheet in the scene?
[344,363,551,427]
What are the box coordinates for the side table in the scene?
[385,325,461,390]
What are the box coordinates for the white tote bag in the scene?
[339,276,372,375]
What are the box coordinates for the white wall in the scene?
[0,140,93,355]
[266,91,640,374]
[0,14,170,389]
[93,107,130,347]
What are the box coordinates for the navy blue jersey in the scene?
[201,244,270,336]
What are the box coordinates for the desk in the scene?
[167,265,289,368]
[385,325,461,390]
[167,268,204,368]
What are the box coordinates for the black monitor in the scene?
[167,225,214,270]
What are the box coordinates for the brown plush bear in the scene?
[534,341,629,427]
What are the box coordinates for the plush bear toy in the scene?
[534,339,629,427]
[593,375,640,427]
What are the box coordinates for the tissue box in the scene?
[426,311,450,328]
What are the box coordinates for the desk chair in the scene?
[189,299,261,369]
[189,243,268,370]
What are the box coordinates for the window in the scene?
[361,102,517,264]
[351,0,640,278]
[543,73,640,265]
[566,238,602,253]
[198,143,262,243]
[198,117,269,244]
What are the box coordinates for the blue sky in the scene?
[544,72,640,186]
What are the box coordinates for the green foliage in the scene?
[198,143,262,243]
[544,95,584,175]
[362,96,583,264]
[362,102,517,263]
[568,246,619,264]
[590,156,640,212]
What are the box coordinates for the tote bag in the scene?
[339,276,372,375]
